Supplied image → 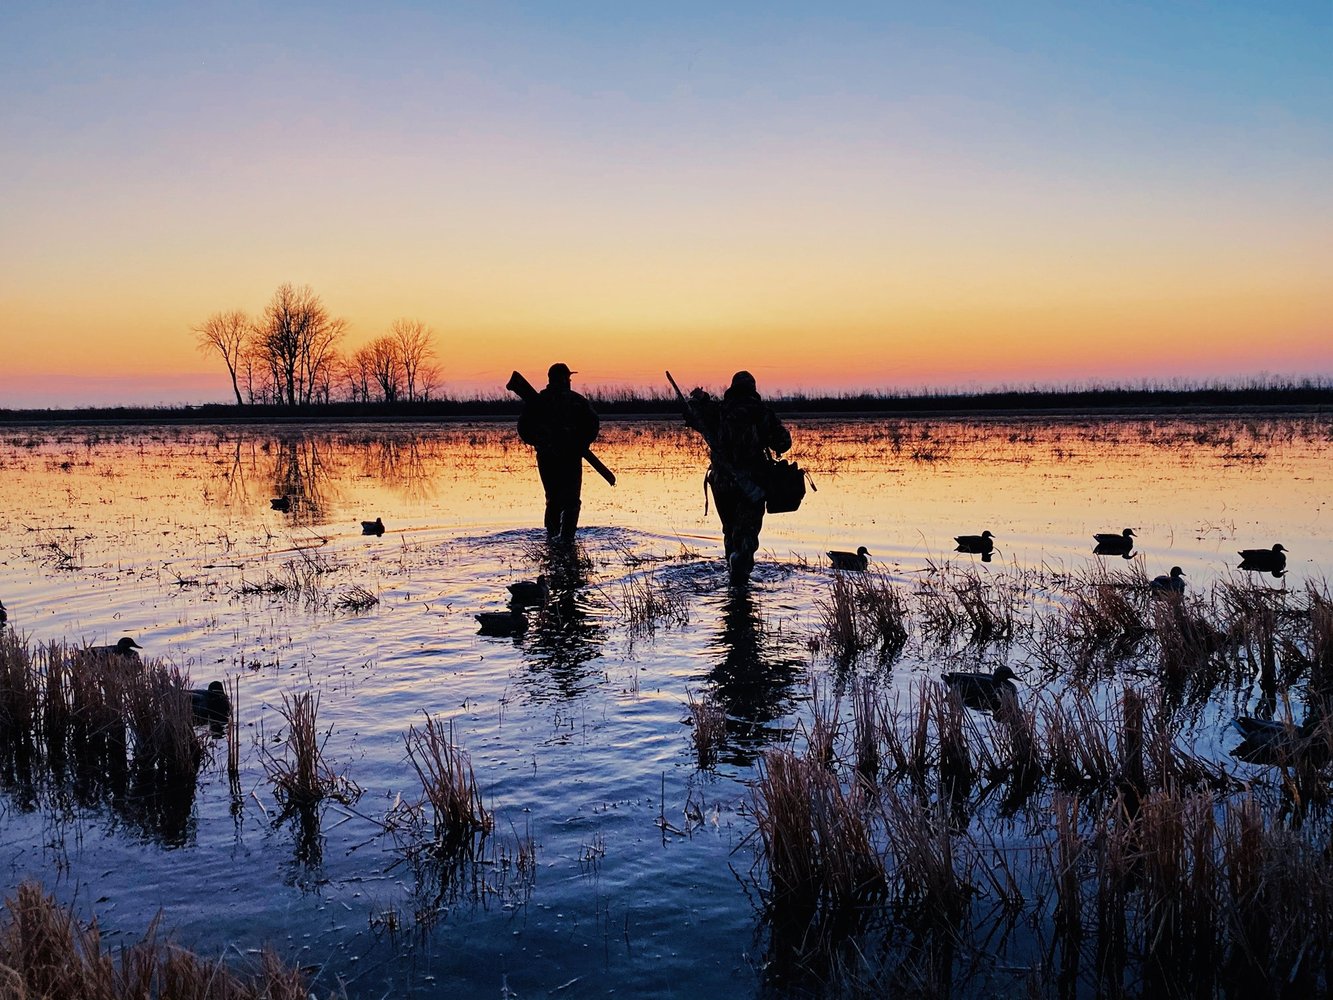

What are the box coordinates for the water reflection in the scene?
[520,546,606,700]
[5,715,204,850]
[1093,541,1137,559]
[282,805,325,871]
[706,591,803,765]
[360,434,436,501]
[269,436,334,525]
[1238,562,1288,580]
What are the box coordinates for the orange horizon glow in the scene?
[2,265,1329,405]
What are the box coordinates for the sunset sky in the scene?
[1,2,1330,407]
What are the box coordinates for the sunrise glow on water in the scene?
[0,416,1330,996]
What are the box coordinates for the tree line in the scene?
[194,283,441,405]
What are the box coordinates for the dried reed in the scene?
[261,690,360,822]
[1065,563,1149,659]
[1153,594,1231,696]
[402,712,492,855]
[617,569,689,637]
[685,688,727,770]
[812,571,908,665]
[0,881,325,999]
[916,563,1021,647]
[849,678,886,789]
[951,573,1015,643]
[0,635,205,836]
[750,748,885,957]
[237,547,337,609]
[333,584,379,613]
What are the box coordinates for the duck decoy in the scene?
[1230,715,1326,767]
[85,636,143,659]
[1238,544,1286,574]
[942,665,1019,711]
[507,575,549,607]
[1093,528,1136,555]
[476,609,528,637]
[1149,566,1186,595]
[954,530,995,555]
[270,496,291,512]
[828,546,870,571]
[189,681,231,723]
[361,517,385,536]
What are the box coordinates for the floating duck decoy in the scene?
[1149,566,1186,595]
[476,609,528,636]
[361,517,385,536]
[1093,528,1136,555]
[1238,544,1286,574]
[507,575,549,607]
[1230,715,1327,767]
[189,681,231,723]
[942,665,1019,711]
[954,531,995,555]
[270,496,291,512]
[828,546,871,571]
[84,637,143,659]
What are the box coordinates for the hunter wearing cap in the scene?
[685,371,791,586]
[517,363,601,545]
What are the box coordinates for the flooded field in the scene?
[1,414,1331,997]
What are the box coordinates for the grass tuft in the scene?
[685,688,726,770]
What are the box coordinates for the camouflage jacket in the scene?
[688,386,791,480]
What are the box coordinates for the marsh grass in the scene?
[811,570,908,666]
[400,713,492,856]
[915,563,1024,648]
[226,676,241,805]
[1065,562,1151,662]
[950,573,1016,643]
[0,881,327,999]
[750,748,886,965]
[384,718,539,926]
[237,546,338,609]
[1153,594,1234,698]
[747,675,1333,997]
[616,568,689,637]
[0,635,203,839]
[685,688,726,770]
[333,583,379,613]
[261,691,361,824]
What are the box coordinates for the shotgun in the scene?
[506,371,616,486]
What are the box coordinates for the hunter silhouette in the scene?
[517,363,600,545]
[684,371,791,586]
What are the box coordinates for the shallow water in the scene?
[0,415,1329,997]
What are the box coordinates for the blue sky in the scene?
[1,2,1329,405]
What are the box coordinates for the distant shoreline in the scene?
[1,386,1330,425]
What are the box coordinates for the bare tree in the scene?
[367,335,405,403]
[254,284,345,406]
[389,319,440,402]
[341,347,375,402]
[240,345,271,405]
[193,310,250,405]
